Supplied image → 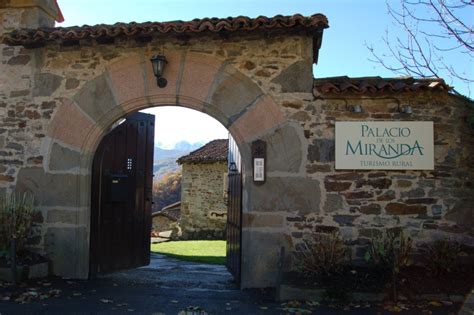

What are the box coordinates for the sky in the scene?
[57,0,473,148]
[140,106,227,149]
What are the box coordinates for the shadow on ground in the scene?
[0,253,468,314]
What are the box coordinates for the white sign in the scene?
[335,121,434,170]
[253,158,265,181]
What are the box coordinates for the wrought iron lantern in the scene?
[400,105,413,114]
[350,105,362,113]
[150,54,168,88]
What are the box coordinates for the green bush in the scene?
[364,229,412,273]
[0,192,36,252]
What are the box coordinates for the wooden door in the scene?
[226,136,242,282]
[90,112,155,276]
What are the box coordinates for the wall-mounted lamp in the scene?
[400,105,413,114]
[150,54,168,88]
[349,105,362,113]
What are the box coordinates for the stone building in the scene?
[177,139,228,240]
[0,1,473,289]
[151,201,181,237]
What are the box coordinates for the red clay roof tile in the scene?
[313,76,451,95]
[152,201,181,221]
[2,13,328,47]
[177,139,228,164]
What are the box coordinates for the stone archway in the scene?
[30,52,287,280]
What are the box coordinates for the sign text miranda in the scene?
[335,121,434,170]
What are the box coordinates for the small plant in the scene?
[364,232,392,268]
[0,192,36,252]
[364,229,412,272]
[422,238,461,276]
[294,231,350,277]
[364,229,412,301]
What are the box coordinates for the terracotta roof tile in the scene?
[152,201,181,221]
[313,76,451,95]
[177,139,228,164]
[2,13,328,47]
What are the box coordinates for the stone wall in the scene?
[279,91,474,267]
[152,215,179,236]
[180,162,227,240]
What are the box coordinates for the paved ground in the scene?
[0,253,468,314]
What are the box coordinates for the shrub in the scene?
[364,229,413,301]
[364,229,412,273]
[0,192,36,252]
[294,231,350,277]
[422,238,461,276]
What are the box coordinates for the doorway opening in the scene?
[89,106,243,288]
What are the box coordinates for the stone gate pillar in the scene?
[0,0,62,35]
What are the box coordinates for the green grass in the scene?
[151,240,226,265]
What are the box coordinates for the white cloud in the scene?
[140,106,228,149]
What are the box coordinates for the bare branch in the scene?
[428,0,474,51]
[368,0,473,96]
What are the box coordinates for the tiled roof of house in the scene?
[2,13,329,47]
[152,201,181,221]
[313,76,452,95]
[177,139,228,164]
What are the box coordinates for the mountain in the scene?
[152,141,204,180]
[173,140,204,151]
[153,147,186,160]
[153,158,181,181]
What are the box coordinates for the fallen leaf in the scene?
[385,305,402,312]
[260,306,268,310]
[178,306,208,315]
[100,299,114,304]
[306,300,319,307]
[49,289,61,297]
[429,301,442,307]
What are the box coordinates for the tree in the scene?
[367,0,473,96]
[152,171,182,212]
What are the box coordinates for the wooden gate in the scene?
[226,136,242,282]
[90,112,155,276]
